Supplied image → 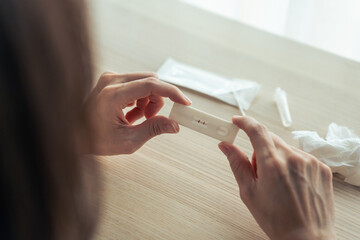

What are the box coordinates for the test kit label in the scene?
[169,103,239,143]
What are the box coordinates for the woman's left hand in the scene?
[83,72,191,155]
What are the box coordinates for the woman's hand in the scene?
[218,116,336,240]
[84,72,191,155]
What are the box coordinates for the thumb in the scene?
[218,142,256,195]
[130,115,179,145]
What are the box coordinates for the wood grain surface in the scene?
[88,0,360,239]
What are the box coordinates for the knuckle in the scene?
[239,186,253,204]
[101,71,115,76]
[249,124,268,137]
[99,73,114,85]
[149,121,162,137]
[147,72,158,78]
[264,155,288,176]
[269,158,286,172]
[100,85,114,97]
[261,150,276,162]
[287,153,306,169]
[309,157,319,167]
[144,77,159,87]
[320,163,332,179]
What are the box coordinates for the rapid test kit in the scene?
[169,103,239,143]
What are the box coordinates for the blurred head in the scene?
[0,0,98,239]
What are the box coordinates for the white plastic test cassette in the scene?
[169,103,239,143]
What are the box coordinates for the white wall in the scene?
[180,0,360,62]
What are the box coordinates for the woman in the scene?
[0,0,336,239]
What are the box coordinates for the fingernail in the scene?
[184,95,192,104]
[166,122,179,133]
[218,142,229,156]
[232,115,242,123]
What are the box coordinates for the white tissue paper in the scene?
[157,58,260,115]
[292,123,360,187]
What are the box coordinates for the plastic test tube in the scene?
[274,87,292,127]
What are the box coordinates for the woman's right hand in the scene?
[82,72,191,155]
[218,116,336,240]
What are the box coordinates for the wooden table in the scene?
[89,0,360,239]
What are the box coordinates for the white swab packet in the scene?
[158,58,260,115]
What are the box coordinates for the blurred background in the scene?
[180,0,360,62]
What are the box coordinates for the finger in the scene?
[125,98,150,124]
[121,77,192,106]
[218,142,256,192]
[108,72,159,85]
[290,145,318,160]
[94,72,158,94]
[232,116,276,159]
[93,72,117,94]
[129,115,180,146]
[144,95,164,119]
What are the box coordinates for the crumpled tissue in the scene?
[292,123,360,187]
[157,58,260,115]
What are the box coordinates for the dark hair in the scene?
[0,0,98,239]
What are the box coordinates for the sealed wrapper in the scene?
[158,58,260,115]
